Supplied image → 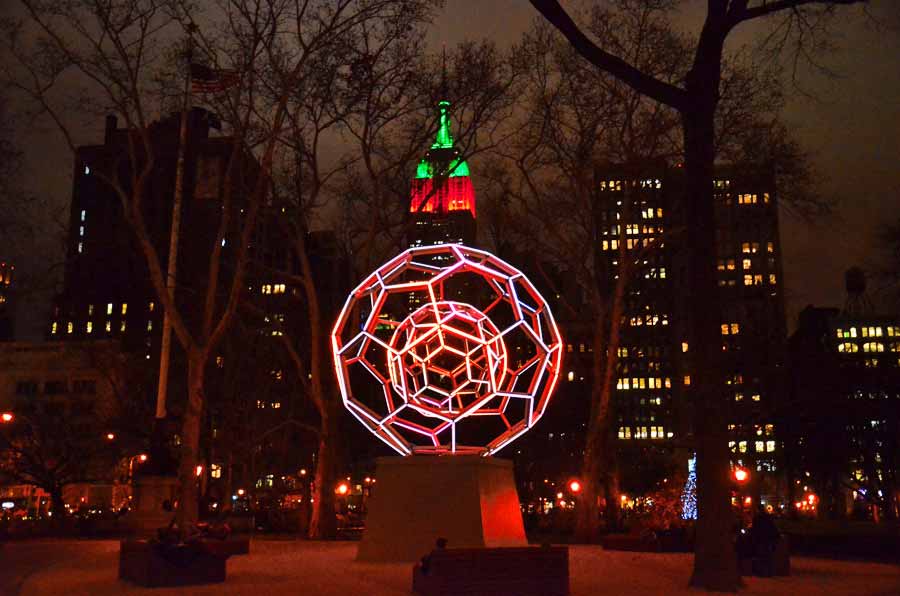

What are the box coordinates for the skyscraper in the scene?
[407,98,476,249]
[49,108,255,361]
[596,164,787,476]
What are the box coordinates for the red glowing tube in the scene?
[332,244,563,456]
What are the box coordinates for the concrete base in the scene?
[357,456,526,562]
[124,475,177,536]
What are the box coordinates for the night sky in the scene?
[5,1,899,338]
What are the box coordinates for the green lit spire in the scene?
[432,100,454,149]
[415,98,470,179]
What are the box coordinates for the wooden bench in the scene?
[412,546,569,596]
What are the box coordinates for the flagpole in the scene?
[155,23,196,419]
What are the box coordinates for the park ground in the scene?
[3,538,900,595]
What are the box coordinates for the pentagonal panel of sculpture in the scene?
[332,244,563,455]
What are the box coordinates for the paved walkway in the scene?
[9,538,900,595]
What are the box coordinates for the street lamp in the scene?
[336,482,349,496]
[733,467,749,484]
[568,480,582,493]
[1,412,12,423]
[105,432,116,441]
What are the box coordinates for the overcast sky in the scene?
[5,1,899,339]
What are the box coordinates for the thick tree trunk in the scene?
[49,485,66,532]
[683,105,740,591]
[308,406,339,539]
[176,349,205,534]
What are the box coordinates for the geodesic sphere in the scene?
[331,244,563,456]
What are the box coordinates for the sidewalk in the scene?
[13,538,900,595]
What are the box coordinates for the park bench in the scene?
[412,545,569,596]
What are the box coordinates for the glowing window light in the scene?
[331,244,564,456]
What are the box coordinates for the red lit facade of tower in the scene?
[408,99,476,248]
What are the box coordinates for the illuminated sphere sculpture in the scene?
[332,244,563,455]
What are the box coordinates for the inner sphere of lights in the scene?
[331,244,563,456]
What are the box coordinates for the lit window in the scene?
[216,356,224,368]
[838,342,859,353]
[735,393,743,401]
[121,303,128,315]
[727,259,735,271]
[105,321,111,332]
[211,464,222,479]
[579,343,585,353]
[684,375,691,386]
[744,274,753,286]
[739,441,747,453]
[51,321,58,334]
[766,242,774,253]
[567,344,573,353]
[107,303,113,315]
[79,225,84,237]
[86,321,93,334]
[120,321,126,332]
[766,441,775,453]
[751,394,760,402]
[77,242,83,253]
[769,274,777,285]
[149,301,155,312]
[755,441,765,453]
[731,323,740,334]
[743,259,751,270]
[863,342,884,353]
[146,321,153,332]
[681,342,688,352]
[567,371,574,382]
[67,322,73,334]
[80,210,86,221]
[88,304,94,315]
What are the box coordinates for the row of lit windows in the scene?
[51,318,154,334]
[838,342,900,354]
[734,393,761,402]
[741,242,774,254]
[618,425,671,439]
[616,377,673,390]
[735,193,771,205]
[599,179,663,192]
[728,423,775,437]
[741,273,777,286]
[730,440,776,453]
[721,323,740,335]
[626,314,669,327]
[261,283,286,295]
[837,326,900,339]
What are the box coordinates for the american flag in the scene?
[190,63,239,94]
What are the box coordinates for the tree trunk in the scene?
[176,348,205,534]
[683,104,740,591]
[49,484,66,532]
[308,405,339,539]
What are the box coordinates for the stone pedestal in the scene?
[357,456,526,562]
[125,475,178,535]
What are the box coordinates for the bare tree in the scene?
[1,0,432,535]
[528,0,868,590]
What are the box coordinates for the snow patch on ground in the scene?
[18,539,900,595]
